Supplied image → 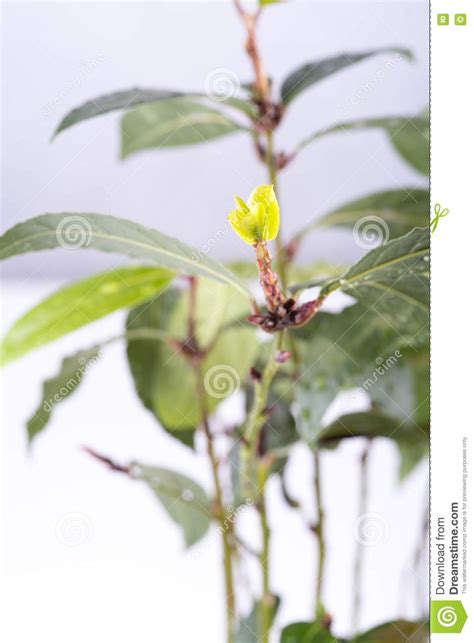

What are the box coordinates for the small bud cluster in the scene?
[228,185,323,333]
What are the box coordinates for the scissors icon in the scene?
[430,203,449,233]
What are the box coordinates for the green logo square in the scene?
[437,13,449,25]
[430,600,468,633]
[455,14,467,26]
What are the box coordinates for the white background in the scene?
[1,1,429,642]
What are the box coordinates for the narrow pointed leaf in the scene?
[307,189,429,240]
[133,464,212,547]
[388,109,429,175]
[27,346,102,442]
[280,48,413,104]
[53,88,183,137]
[120,98,245,158]
[0,213,251,297]
[295,115,427,154]
[1,266,174,364]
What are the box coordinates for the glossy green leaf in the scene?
[388,111,429,175]
[294,304,405,444]
[53,88,183,137]
[321,227,429,345]
[367,347,429,478]
[295,115,427,155]
[0,213,251,298]
[280,622,336,643]
[309,189,429,241]
[353,620,428,643]
[1,266,174,364]
[126,280,258,436]
[27,345,101,443]
[281,48,412,105]
[121,98,245,158]
[133,463,212,547]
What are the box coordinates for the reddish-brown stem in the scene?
[254,242,286,313]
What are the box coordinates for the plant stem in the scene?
[263,132,303,372]
[242,332,285,467]
[352,441,371,634]
[196,371,236,643]
[240,333,284,641]
[314,448,326,619]
[265,129,288,290]
[205,409,236,643]
[257,460,272,643]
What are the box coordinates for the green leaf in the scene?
[321,227,429,346]
[319,411,403,443]
[120,98,245,158]
[0,213,251,298]
[236,597,280,643]
[294,304,404,444]
[27,345,101,443]
[126,290,195,447]
[133,463,212,547]
[367,347,429,478]
[294,300,428,452]
[387,110,429,175]
[53,88,183,137]
[310,189,429,241]
[222,96,259,121]
[295,115,427,155]
[280,622,336,643]
[126,280,258,436]
[353,620,428,643]
[280,48,413,105]
[1,266,174,364]
[319,412,428,474]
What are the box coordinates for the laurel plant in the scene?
[0,1,429,641]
